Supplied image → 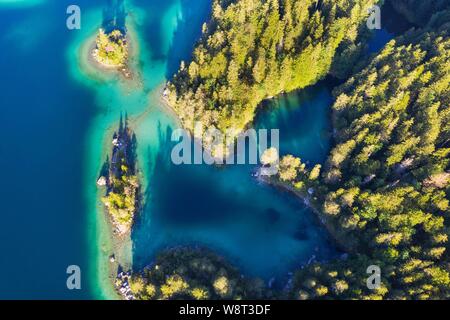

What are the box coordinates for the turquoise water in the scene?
[0,0,407,299]
[131,82,338,285]
[0,0,45,8]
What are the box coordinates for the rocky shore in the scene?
[114,269,135,300]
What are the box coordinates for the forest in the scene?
[94,29,128,67]
[166,0,380,142]
[126,248,271,300]
[277,7,450,299]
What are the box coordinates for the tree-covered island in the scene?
[88,0,135,79]
[93,28,129,68]
[98,116,140,235]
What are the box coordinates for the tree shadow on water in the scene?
[102,0,127,34]
[130,121,257,269]
[131,0,180,62]
[165,0,212,78]
[130,122,175,269]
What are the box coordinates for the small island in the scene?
[90,26,134,80]
[93,29,128,68]
[98,116,140,235]
[80,0,136,81]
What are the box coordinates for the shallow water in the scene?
[0,0,45,8]
[0,0,407,299]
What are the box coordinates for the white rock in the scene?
[97,176,107,186]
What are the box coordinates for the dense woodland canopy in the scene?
[94,29,128,67]
[278,14,450,299]
[167,0,380,141]
[127,248,270,300]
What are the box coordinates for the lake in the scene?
[0,0,411,299]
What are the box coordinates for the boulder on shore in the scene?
[97,176,107,187]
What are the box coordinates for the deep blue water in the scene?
[0,1,95,299]
[368,0,415,53]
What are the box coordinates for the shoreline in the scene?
[158,84,183,128]
[88,32,133,80]
[260,176,356,254]
[75,7,147,300]
[94,84,347,299]
[157,85,353,255]
[97,120,145,300]
[65,3,151,300]
[84,5,348,299]
[77,18,143,88]
[96,123,128,300]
